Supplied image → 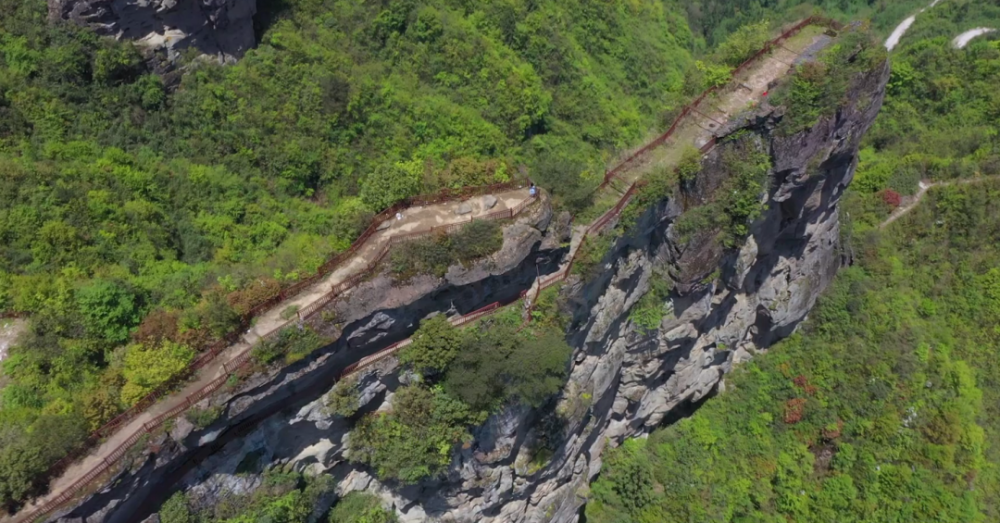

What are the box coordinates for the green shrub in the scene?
[159,492,192,523]
[279,305,300,321]
[75,279,144,345]
[530,286,570,330]
[325,378,361,418]
[628,276,673,333]
[329,492,397,523]
[714,20,771,66]
[251,326,326,366]
[398,315,463,376]
[349,385,476,483]
[444,323,572,413]
[452,219,503,261]
[672,134,770,247]
[390,220,503,279]
[571,233,615,282]
[773,26,886,135]
[184,405,222,429]
[0,414,87,511]
[360,163,421,212]
[121,341,196,406]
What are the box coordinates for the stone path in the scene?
[7,187,532,523]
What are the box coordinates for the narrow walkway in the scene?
[9,188,532,522]
[610,24,829,186]
[880,176,1000,229]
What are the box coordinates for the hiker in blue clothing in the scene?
[529,183,537,197]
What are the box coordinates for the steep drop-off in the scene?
[54,41,890,523]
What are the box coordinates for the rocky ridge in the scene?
[48,0,256,74]
[53,42,890,523]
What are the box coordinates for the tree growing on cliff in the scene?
[399,315,462,377]
[349,385,477,483]
[328,492,397,523]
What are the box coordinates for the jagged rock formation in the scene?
[48,0,256,70]
[53,45,889,523]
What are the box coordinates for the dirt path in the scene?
[10,188,532,522]
[880,176,1000,229]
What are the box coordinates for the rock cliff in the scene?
[53,42,889,523]
[48,0,256,71]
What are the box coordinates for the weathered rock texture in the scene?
[53,45,889,523]
[48,0,256,69]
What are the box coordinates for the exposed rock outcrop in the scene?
[48,0,256,71]
[53,39,889,523]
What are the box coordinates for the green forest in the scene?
[1,0,999,519]
[588,1,1000,522]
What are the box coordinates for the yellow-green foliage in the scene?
[325,377,361,418]
[328,492,397,523]
[121,341,195,405]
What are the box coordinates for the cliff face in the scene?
[48,0,256,71]
[54,51,889,523]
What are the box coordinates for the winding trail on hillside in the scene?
[953,27,997,48]
[885,0,943,51]
[879,176,1000,229]
[5,19,838,523]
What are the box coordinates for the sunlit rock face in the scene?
[49,0,256,68]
